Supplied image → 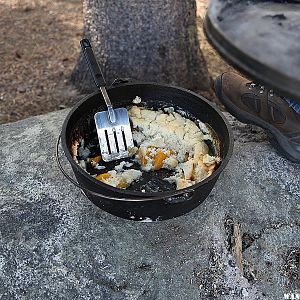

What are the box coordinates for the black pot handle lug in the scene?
[111,78,131,86]
[56,134,195,202]
[110,77,140,87]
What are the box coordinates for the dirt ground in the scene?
[0,0,235,124]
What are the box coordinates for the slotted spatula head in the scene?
[95,108,134,162]
[80,39,134,162]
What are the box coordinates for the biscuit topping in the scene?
[72,101,221,190]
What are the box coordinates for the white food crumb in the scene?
[94,164,106,170]
[132,96,142,104]
[78,139,91,159]
[114,161,133,172]
[198,121,209,134]
[203,154,217,165]
[114,161,127,172]
[163,156,178,169]
[164,107,175,113]
[176,109,188,117]
[140,217,153,222]
[78,160,87,170]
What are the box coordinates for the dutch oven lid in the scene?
[204,0,300,102]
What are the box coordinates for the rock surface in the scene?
[0,109,299,300]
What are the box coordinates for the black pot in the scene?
[57,82,233,221]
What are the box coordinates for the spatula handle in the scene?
[80,39,106,89]
[80,39,116,123]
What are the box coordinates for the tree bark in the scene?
[71,0,210,93]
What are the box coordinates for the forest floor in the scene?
[0,0,235,124]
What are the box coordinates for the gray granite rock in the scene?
[0,109,299,300]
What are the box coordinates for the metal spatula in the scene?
[80,39,134,162]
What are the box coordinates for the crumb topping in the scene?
[128,106,221,189]
[72,98,221,191]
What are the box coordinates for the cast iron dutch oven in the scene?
[57,81,233,221]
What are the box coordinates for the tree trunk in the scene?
[71,0,210,93]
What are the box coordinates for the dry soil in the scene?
[0,0,235,124]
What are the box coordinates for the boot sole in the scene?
[215,75,300,163]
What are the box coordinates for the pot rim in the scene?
[61,82,234,201]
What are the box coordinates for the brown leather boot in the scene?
[214,72,300,163]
